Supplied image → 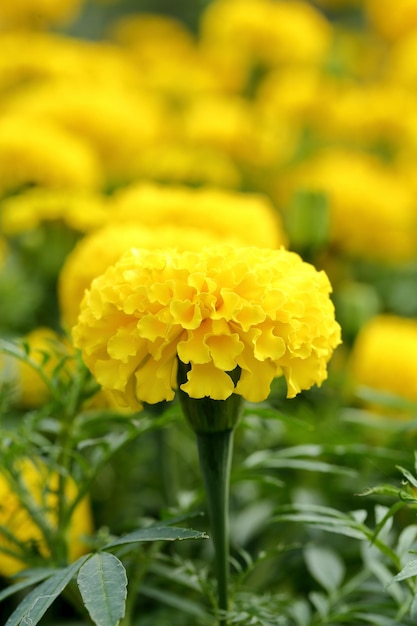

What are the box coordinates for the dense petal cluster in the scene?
[73,245,341,409]
[0,458,93,577]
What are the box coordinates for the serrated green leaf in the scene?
[77,553,127,626]
[5,555,89,626]
[304,545,345,593]
[102,525,208,550]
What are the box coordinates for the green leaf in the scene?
[5,555,89,626]
[102,525,208,550]
[0,569,57,603]
[392,558,417,583]
[77,553,127,626]
[304,545,345,593]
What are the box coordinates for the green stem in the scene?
[196,429,234,626]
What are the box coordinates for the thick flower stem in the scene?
[196,429,234,626]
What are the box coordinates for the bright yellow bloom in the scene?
[0,0,84,29]
[112,183,287,250]
[200,0,333,69]
[58,223,230,330]
[73,246,341,409]
[0,115,101,196]
[349,315,417,406]
[131,142,242,189]
[12,328,70,408]
[0,188,110,236]
[280,149,417,263]
[0,458,93,578]
[365,0,417,42]
[6,81,168,183]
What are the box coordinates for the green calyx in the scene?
[176,360,244,433]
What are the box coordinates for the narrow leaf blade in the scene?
[5,556,89,626]
[103,525,208,550]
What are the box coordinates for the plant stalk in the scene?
[196,429,234,626]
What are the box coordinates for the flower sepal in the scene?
[177,360,244,433]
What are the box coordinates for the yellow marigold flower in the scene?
[200,0,333,69]
[0,115,101,195]
[280,149,417,263]
[6,82,168,183]
[112,183,287,250]
[365,0,417,42]
[386,32,417,90]
[12,327,70,408]
[58,223,231,330]
[0,458,93,578]
[110,13,223,97]
[349,315,417,406]
[131,141,242,189]
[0,188,110,236]
[0,0,84,29]
[72,246,341,408]
[0,32,140,95]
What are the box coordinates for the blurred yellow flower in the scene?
[73,245,341,409]
[0,0,84,29]
[0,458,93,578]
[365,0,417,42]
[131,141,242,188]
[112,183,287,250]
[349,314,417,406]
[0,115,101,196]
[58,223,231,330]
[200,0,333,69]
[280,149,417,263]
[13,327,70,408]
[5,82,168,183]
[0,188,110,236]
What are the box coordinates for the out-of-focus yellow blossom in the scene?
[180,94,296,167]
[112,183,287,250]
[13,327,70,408]
[386,32,417,89]
[110,13,223,97]
[0,0,84,30]
[280,149,417,263]
[349,315,417,406]
[58,223,232,330]
[0,33,140,95]
[73,245,341,408]
[200,0,333,70]
[0,188,110,236]
[317,82,415,147]
[0,458,93,578]
[5,82,169,183]
[0,115,101,195]
[130,143,242,189]
[365,0,417,42]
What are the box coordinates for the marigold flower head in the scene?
[365,0,417,42]
[0,458,93,577]
[200,0,332,69]
[6,82,168,182]
[59,222,230,330]
[281,149,417,263]
[112,183,287,250]
[0,115,101,195]
[349,314,417,407]
[0,188,110,236]
[11,327,70,408]
[73,245,341,409]
[0,0,84,29]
